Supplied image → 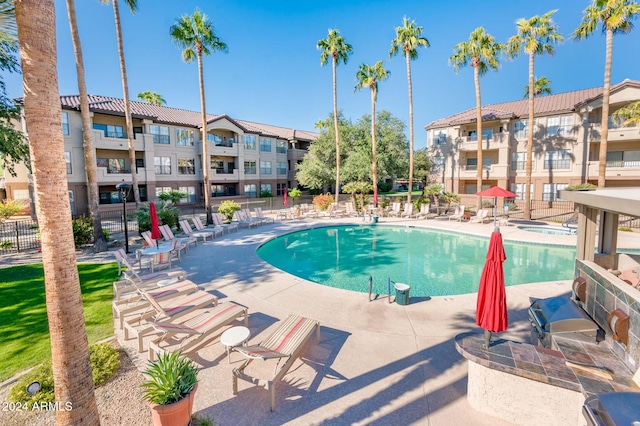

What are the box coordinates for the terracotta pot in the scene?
[149,383,197,426]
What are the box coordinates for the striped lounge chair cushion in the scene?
[235,315,318,359]
[150,303,246,335]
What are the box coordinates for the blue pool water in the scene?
[518,226,576,236]
[257,225,576,296]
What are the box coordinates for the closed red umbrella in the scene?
[283,189,288,207]
[149,202,162,248]
[476,230,508,348]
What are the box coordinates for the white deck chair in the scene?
[213,213,239,233]
[192,216,224,238]
[179,219,214,243]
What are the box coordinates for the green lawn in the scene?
[0,263,119,382]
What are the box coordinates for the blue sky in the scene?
[4,0,640,149]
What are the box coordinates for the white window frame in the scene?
[178,186,197,203]
[276,162,287,175]
[244,161,256,174]
[511,152,527,171]
[178,158,195,175]
[511,183,534,200]
[260,161,272,175]
[546,115,574,137]
[150,125,170,144]
[244,135,256,150]
[544,150,571,170]
[62,112,69,135]
[65,151,72,174]
[244,184,257,198]
[260,137,272,152]
[542,183,569,201]
[154,156,171,174]
[176,128,194,146]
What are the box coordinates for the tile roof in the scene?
[425,79,640,129]
[57,94,319,140]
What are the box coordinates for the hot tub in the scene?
[517,226,576,236]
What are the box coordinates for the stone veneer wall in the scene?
[576,259,640,370]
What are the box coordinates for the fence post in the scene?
[15,221,20,252]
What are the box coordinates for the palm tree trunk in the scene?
[65,0,107,252]
[598,28,613,189]
[332,57,340,205]
[406,51,414,204]
[15,1,100,423]
[197,49,212,224]
[524,53,535,220]
[473,64,483,211]
[113,0,140,208]
[371,87,377,206]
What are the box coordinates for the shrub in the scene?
[377,180,393,193]
[619,226,633,232]
[141,351,198,406]
[413,197,430,211]
[73,216,94,247]
[260,190,273,198]
[135,201,181,232]
[565,183,596,191]
[217,200,241,223]
[288,188,302,206]
[158,190,188,205]
[313,193,334,211]
[9,343,120,408]
[0,240,13,249]
[0,199,25,223]
[481,200,494,209]
[505,201,519,211]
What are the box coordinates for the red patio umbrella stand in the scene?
[149,201,162,249]
[476,228,508,348]
[476,186,517,228]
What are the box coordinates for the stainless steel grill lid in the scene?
[531,296,597,332]
[583,392,640,426]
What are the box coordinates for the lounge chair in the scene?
[160,224,197,251]
[470,209,490,223]
[192,216,224,238]
[415,204,432,220]
[317,203,334,218]
[147,302,248,361]
[112,247,141,275]
[387,202,402,217]
[254,207,274,224]
[179,219,214,243]
[213,213,239,233]
[330,203,346,218]
[449,205,465,221]
[112,249,187,299]
[232,315,321,411]
[300,203,318,218]
[123,288,218,352]
[344,202,359,217]
[234,210,259,228]
[400,202,416,219]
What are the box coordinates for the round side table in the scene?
[220,326,250,364]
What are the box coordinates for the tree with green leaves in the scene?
[450,27,504,210]
[355,61,390,207]
[65,0,107,251]
[317,29,353,205]
[101,0,141,208]
[413,148,433,196]
[171,9,227,224]
[523,76,552,98]
[612,100,640,127]
[137,90,166,106]
[573,0,640,188]
[390,16,429,205]
[507,10,563,219]
[424,183,444,215]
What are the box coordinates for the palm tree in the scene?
[102,0,141,208]
[170,9,227,225]
[65,0,108,252]
[449,27,504,210]
[612,100,640,127]
[354,61,390,207]
[317,29,353,205]
[15,0,100,423]
[137,90,166,106]
[523,76,552,99]
[573,0,640,188]
[507,10,563,219]
[390,17,429,205]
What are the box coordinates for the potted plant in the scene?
[463,207,472,221]
[141,351,199,426]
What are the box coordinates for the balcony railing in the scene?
[606,160,640,168]
[107,168,131,174]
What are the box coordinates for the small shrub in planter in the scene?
[217,200,241,223]
[565,183,596,191]
[313,193,334,211]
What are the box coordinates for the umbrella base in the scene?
[483,330,492,349]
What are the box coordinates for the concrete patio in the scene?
[116,215,640,425]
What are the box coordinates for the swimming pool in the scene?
[257,225,576,296]
[517,226,576,236]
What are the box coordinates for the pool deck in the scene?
[117,216,638,425]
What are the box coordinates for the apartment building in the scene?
[2,95,317,215]
[425,79,640,202]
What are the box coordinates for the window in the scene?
[244,135,256,150]
[542,183,568,201]
[150,125,170,144]
[469,129,493,141]
[276,183,287,196]
[546,115,574,137]
[260,137,272,152]
[135,158,145,171]
[606,150,640,168]
[108,158,126,174]
[544,150,571,170]
[431,129,447,146]
[178,186,196,203]
[432,156,445,172]
[93,123,125,138]
[154,156,171,174]
[244,161,256,174]
[465,157,491,170]
[276,140,287,154]
[155,187,172,198]
[62,112,69,135]
[261,184,272,195]
[13,189,29,201]
[244,184,257,198]
[511,183,534,200]
[178,158,195,175]
[260,161,272,175]
[514,120,528,139]
[211,159,224,173]
[176,128,194,146]
[276,162,287,175]
[211,185,225,197]
[511,152,527,170]
[65,151,72,174]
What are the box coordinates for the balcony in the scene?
[210,168,238,182]
[588,123,640,142]
[208,141,238,156]
[588,160,640,178]
[458,132,508,151]
[287,148,307,162]
[97,167,146,183]
[91,129,146,151]
[458,164,509,179]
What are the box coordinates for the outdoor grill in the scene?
[528,295,599,348]
[583,392,640,425]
